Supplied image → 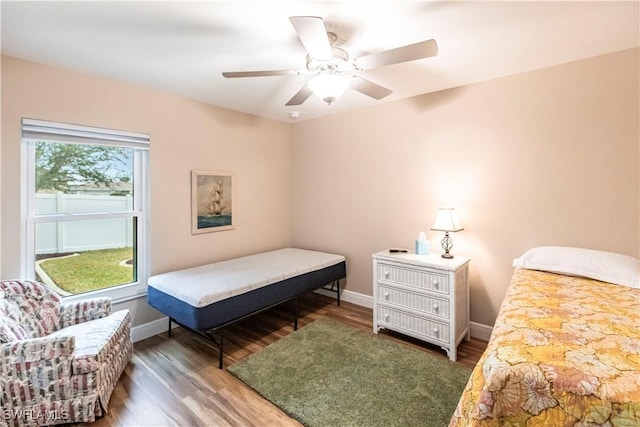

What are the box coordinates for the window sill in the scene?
[61,281,147,304]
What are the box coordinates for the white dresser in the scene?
[372,250,470,361]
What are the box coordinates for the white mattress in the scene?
[147,248,345,308]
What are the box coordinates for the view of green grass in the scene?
[38,247,134,294]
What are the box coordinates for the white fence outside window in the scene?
[36,193,133,254]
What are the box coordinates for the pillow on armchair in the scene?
[0,309,29,342]
[0,279,62,339]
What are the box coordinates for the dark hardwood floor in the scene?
[83,293,487,426]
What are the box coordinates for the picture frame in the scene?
[191,170,234,234]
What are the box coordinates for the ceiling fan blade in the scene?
[351,76,393,100]
[285,85,313,106]
[222,69,298,78]
[355,39,438,70]
[289,16,332,61]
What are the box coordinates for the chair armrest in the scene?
[0,335,75,366]
[60,297,112,327]
[1,336,75,408]
[1,336,76,405]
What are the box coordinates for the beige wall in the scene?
[2,49,638,329]
[291,48,639,326]
[1,55,292,326]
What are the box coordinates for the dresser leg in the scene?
[445,346,457,362]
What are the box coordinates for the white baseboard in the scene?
[314,287,373,308]
[131,316,178,343]
[469,321,493,341]
[133,289,493,343]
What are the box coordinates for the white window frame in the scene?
[21,118,150,303]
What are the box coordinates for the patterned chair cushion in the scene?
[49,310,131,375]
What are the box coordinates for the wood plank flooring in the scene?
[81,293,487,427]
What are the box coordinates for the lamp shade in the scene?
[307,73,350,105]
[431,207,464,232]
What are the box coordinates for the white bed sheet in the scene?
[147,248,345,308]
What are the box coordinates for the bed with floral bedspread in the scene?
[450,253,640,426]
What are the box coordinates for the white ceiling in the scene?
[1,1,638,123]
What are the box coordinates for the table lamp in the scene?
[431,207,464,258]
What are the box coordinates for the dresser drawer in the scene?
[377,305,450,343]
[377,285,450,319]
[377,262,449,295]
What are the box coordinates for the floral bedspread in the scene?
[450,268,640,426]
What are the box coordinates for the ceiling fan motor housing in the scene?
[306,45,351,74]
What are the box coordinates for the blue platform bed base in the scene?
[147,248,346,368]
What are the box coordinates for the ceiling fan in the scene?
[222,16,438,106]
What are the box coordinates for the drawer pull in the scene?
[383,291,390,299]
[432,303,439,312]
[383,269,389,277]
[384,312,389,320]
[432,280,439,289]
[433,327,439,336]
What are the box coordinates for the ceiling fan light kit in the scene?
[307,73,351,105]
[222,16,438,109]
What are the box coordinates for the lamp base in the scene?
[440,232,455,259]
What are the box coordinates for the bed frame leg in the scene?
[294,297,298,331]
[218,329,224,369]
[321,280,342,306]
[168,317,172,338]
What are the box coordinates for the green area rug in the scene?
[228,318,471,427]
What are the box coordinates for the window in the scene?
[21,118,149,302]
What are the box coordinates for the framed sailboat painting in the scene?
[191,170,234,234]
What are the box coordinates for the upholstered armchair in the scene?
[0,280,132,427]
